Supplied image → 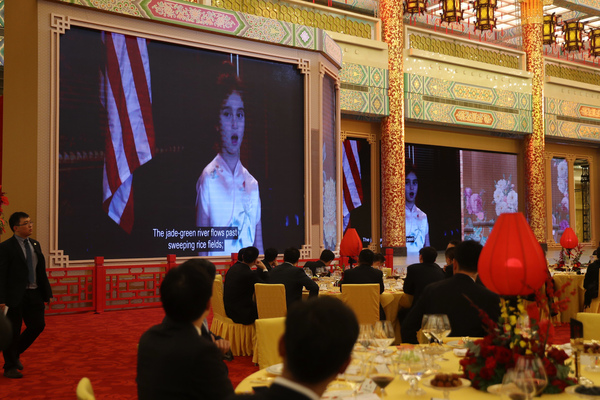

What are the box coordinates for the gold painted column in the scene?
[380,0,406,255]
[521,0,547,245]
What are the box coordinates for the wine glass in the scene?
[368,354,396,399]
[421,314,435,344]
[511,356,548,400]
[344,356,368,398]
[357,324,374,353]
[396,347,427,396]
[430,314,452,344]
[373,321,396,353]
[304,267,313,278]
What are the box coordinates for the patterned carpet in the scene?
[0,307,570,399]
[0,307,259,399]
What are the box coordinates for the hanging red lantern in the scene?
[559,227,579,249]
[478,213,548,296]
[340,228,362,258]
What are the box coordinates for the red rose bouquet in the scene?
[460,278,577,393]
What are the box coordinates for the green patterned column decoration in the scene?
[380,0,406,255]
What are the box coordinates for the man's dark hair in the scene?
[447,239,461,248]
[455,240,483,273]
[9,212,29,232]
[283,247,301,264]
[237,247,246,262]
[160,262,213,323]
[319,249,335,263]
[444,246,456,263]
[182,258,216,280]
[242,246,259,263]
[264,248,278,263]
[284,297,358,384]
[358,249,374,265]
[419,246,438,263]
[373,253,386,265]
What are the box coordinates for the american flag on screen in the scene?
[342,139,363,232]
[100,32,155,234]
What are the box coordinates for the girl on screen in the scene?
[195,62,264,256]
[405,160,430,253]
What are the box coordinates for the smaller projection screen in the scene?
[405,144,518,251]
[59,27,305,260]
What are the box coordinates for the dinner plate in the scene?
[321,390,354,399]
[265,363,283,376]
[566,385,600,399]
[423,377,470,391]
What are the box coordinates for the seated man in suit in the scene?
[224,246,269,325]
[230,297,358,400]
[584,247,600,308]
[401,240,501,344]
[402,246,445,306]
[339,249,386,319]
[372,253,386,269]
[137,260,234,400]
[443,246,456,279]
[303,249,335,277]
[270,247,319,308]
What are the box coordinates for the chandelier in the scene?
[404,0,427,14]
[590,28,600,57]
[473,0,497,31]
[563,20,584,51]
[441,0,463,23]
[543,14,558,45]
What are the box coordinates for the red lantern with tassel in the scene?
[340,228,362,268]
[559,227,579,249]
[478,213,548,296]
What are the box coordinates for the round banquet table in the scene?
[553,273,585,323]
[235,345,600,399]
[302,284,405,344]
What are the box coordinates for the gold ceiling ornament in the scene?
[543,0,553,5]
[563,20,584,51]
[474,0,497,31]
[404,0,427,14]
[441,0,463,23]
[590,28,600,57]
[543,13,558,45]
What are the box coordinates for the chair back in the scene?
[76,377,95,400]
[254,317,286,369]
[577,312,600,340]
[341,284,380,325]
[212,278,227,317]
[382,267,392,277]
[255,283,287,319]
[215,274,223,282]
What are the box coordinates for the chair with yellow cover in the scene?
[341,284,380,325]
[255,283,287,319]
[252,317,286,369]
[577,312,600,341]
[382,267,392,277]
[76,377,95,400]
[211,278,255,356]
[581,268,600,313]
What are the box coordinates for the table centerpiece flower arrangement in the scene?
[460,279,577,394]
[555,243,584,273]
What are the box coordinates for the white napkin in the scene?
[453,348,468,357]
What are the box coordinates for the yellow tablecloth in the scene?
[303,287,404,344]
[553,273,585,323]
[236,347,600,398]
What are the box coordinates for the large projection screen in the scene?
[58,26,306,260]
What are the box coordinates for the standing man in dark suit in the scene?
[303,249,335,277]
[339,249,386,319]
[0,212,53,379]
[223,246,269,325]
[270,247,319,308]
[401,240,501,344]
[228,297,358,400]
[137,259,234,399]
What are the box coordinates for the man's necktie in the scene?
[24,239,35,284]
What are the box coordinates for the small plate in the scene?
[265,363,283,376]
[423,377,470,391]
[487,383,507,395]
[447,340,463,348]
[566,385,600,399]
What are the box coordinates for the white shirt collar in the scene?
[273,377,321,400]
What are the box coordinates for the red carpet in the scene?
[0,308,569,399]
[0,307,258,399]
